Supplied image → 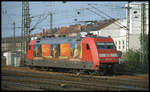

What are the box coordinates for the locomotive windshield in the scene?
[96,42,116,50]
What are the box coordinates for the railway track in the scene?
[1,67,149,91]
[2,80,43,91]
[2,69,148,88]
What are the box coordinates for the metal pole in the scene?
[140,3,146,64]
[50,12,53,30]
[13,21,16,51]
[126,1,130,52]
[21,2,24,60]
[13,22,15,41]
[22,1,30,63]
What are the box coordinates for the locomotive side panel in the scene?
[41,44,51,58]
[26,45,34,60]
[25,59,93,70]
[81,43,92,62]
[31,42,83,61]
[26,36,120,72]
[81,37,100,70]
[26,38,94,70]
[70,43,82,61]
[60,43,71,59]
[26,40,36,60]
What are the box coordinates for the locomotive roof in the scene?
[34,35,111,45]
[35,36,82,45]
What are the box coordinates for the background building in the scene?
[80,2,149,54]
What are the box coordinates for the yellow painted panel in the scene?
[42,44,51,57]
[60,43,71,59]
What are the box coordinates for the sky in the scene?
[2,1,129,38]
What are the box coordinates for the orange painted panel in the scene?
[42,44,51,57]
[60,43,71,59]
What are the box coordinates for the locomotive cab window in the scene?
[86,44,90,50]
[28,45,31,50]
[96,42,116,49]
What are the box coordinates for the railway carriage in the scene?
[26,34,121,74]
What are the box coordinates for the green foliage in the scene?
[124,49,148,74]
[125,49,140,72]
[124,34,149,74]
[140,34,149,64]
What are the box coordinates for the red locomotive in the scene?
[26,34,121,75]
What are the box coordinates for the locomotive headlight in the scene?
[99,54,106,57]
[110,53,118,57]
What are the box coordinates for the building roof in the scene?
[82,19,117,32]
[33,19,118,37]
[55,24,80,35]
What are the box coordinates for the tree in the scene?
[125,48,148,73]
[139,34,149,73]
[125,49,140,72]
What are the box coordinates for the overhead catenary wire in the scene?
[88,4,128,31]
[2,2,129,38]
[30,12,50,32]
[90,3,148,10]
[88,3,126,8]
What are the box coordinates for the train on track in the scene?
[25,33,122,75]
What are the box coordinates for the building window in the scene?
[122,40,124,49]
[119,46,120,49]
[123,46,125,49]
[123,40,124,44]
[119,41,120,45]
[118,41,121,50]
[133,11,137,14]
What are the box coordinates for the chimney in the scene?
[43,29,46,37]
[40,32,43,38]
